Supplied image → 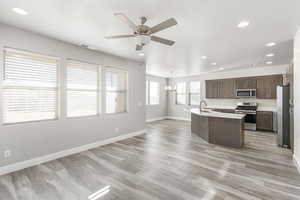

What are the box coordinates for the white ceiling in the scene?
[0,0,299,77]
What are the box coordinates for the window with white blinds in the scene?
[105,69,127,114]
[149,81,160,105]
[146,80,149,105]
[189,81,201,106]
[176,82,186,105]
[67,60,100,117]
[3,49,59,124]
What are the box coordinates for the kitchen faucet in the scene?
[200,100,207,112]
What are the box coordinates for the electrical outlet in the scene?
[4,150,11,158]
[115,128,119,133]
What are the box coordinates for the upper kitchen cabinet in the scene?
[256,75,283,99]
[206,80,219,98]
[218,79,236,98]
[236,78,256,89]
[205,74,283,99]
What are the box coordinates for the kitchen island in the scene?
[191,108,245,148]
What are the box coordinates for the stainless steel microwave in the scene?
[236,89,256,98]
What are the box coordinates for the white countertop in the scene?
[257,107,276,112]
[191,108,246,119]
[206,105,276,112]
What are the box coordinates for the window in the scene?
[189,81,201,106]
[2,49,58,124]
[176,82,186,105]
[146,81,160,105]
[105,69,127,114]
[146,80,149,105]
[67,60,100,117]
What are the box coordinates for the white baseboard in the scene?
[165,116,191,121]
[146,117,167,123]
[0,129,146,176]
[293,154,300,175]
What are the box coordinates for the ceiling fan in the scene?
[105,13,177,51]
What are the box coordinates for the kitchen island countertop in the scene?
[191,108,245,119]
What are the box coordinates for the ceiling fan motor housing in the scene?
[136,35,151,45]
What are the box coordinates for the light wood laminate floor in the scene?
[1,120,300,200]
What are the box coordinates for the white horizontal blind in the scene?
[176,82,186,105]
[105,69,127,114]
[67,60,99,117]
[149,81,160,105]
[189,81,201,105]
[3,49,58,123]
[146,80,149,105]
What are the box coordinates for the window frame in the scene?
[66,59,101,118]
[146,80,149,105]
[2,48,60,125]
[189,81,201,106]
[104,68,128,114]
[175,82,187,105]
[146,80,160,106]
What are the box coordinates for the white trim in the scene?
[165,116,191,121]
[293,154,300,175]
[0,129,146,176]
[146,117,167,123]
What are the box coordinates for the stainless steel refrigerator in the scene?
[276,85,290,147]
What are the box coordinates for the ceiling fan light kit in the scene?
[105,13,177,52]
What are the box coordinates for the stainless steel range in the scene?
[235,102,257,131]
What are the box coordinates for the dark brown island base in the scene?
[191,109,245,148]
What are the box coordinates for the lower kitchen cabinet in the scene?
[256,111,273,131]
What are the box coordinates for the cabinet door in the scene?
[257,111,273,131]
[218,79,236,98]
[257,75,283,99]
[206,80,219,98]
[236,78,256,89]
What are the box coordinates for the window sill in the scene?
[3,118,59,126]
[147,104,160,106]
[105,111,129,116]
[66,114,100,120]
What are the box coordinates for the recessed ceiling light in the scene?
[237,21,249,28]
[266,42,276,47]
[266,61,273,65]
[138,52,145,57]
[219,67,224,70]
[12,8,28,15]
[201,56,207,59]
[211,62,217,66]
[266,53,274,57]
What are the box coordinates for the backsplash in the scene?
[205,98,276,109]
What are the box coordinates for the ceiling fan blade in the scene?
[151,36,175,46]
[136,44,143,51]
[149,18,177,34]
[104,34,135,39]
[114,13,137,31]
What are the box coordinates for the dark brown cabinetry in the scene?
[205,75,283,99]
[256,75,283,99]
[236,78,256,89]
[206,80,219,98]
[218,79,236,98]
[256,111,273,131]
[206,79,236,99]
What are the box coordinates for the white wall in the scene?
[168,65,288,119]
[0,23,146,167]
[294,28,300,167]
[146,75,168,121]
